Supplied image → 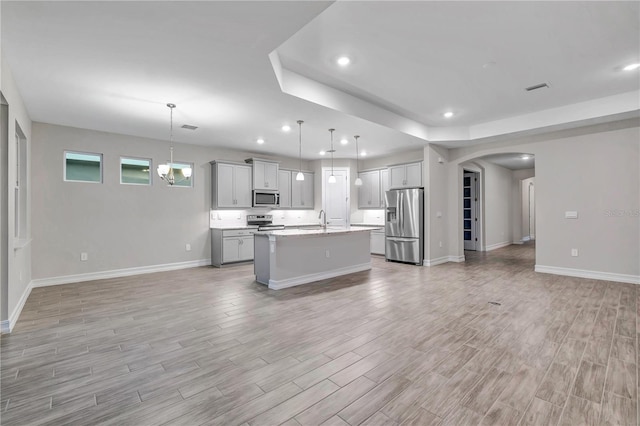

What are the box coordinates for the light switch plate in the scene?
[565,211,578,219]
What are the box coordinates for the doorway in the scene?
[463,170,480,251]
[322,167,350,227]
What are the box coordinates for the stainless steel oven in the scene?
[252,190,279,208]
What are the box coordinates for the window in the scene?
[120,157,151,185]
[65,151,102,183]
[166,161,193,187]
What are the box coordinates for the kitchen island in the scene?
[253,226,381,289]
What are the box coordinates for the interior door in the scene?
[323,168,349,227]
[463,171,478,250]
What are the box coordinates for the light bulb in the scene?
[355,177,363,186]
[182,167,193,178]
[296,171,304,181]
[157,164,170,177]
[328,175,337,184]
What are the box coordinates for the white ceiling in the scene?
[2,1,639,161]
[479,153,535,171]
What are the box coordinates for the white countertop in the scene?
[255,226,381,238]
[351,223,385,227]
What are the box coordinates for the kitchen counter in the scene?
[350,223,385,228]
[254,226,373,289]
[255,226,380,239]
[210,225,258,230]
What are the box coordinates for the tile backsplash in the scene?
[210,209,319,227]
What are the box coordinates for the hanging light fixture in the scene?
[296,120,304,181]
[328,128,337,183]
[354,135,363,186]
[157,103,192,185]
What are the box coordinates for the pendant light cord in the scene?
[298,120,303,174]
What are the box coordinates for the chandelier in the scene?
[157,103,192,185]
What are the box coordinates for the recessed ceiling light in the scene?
[319,150,326,156]
[443,111,454,118]
[361,151,367,157]
[337,56,351,66]
[623,63,640,71]
[340,138,348,145]
[282,125,291,132]
[257,138,265,145]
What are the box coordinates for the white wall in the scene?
[1,56,33,331]
[447,121,640,282]
[511,169,535,243]
[30,122,311,282]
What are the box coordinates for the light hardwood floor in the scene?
[1,243,637,425]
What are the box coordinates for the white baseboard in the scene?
[31,259,211,288]
[424,256,449,267]
[1,280,34,334]
[269,262,371,290]
[449,255,465,263]
[486,241,512,252]
[535,265,640,284]
[521,236,531,242]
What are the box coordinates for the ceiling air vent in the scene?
[525,83,549,92]
[181,124,198,130]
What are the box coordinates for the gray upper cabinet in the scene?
[278,169,292,208]
[291,172,314,209]
[252,159,279,190]
[211,161,252,208]
[389,161,422,188]
[358,170,382,209]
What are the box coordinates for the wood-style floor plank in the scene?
[1,243,637,425]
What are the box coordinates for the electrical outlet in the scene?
[325,250,330,258]
[81,252,88,261]
[571,248,578,257]
[185,244,191,251]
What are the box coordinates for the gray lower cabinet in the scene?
[371,230,385,255]
[211,228,256,267]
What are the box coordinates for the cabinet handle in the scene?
[265,182,269,187]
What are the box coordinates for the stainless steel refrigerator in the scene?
[385,188,424,265]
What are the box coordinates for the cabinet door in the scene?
[405,162,422,187]
[357,172,368,209]
[380,169,390,207]
[301,172,314,208]
[292,172,314,208]
[371,232,385,255]
[216,163,235,207]
[235,165,253,208]
[253,161,279,190]
[389,165,406,188]
[279,170,291,208]
[238,236,254,261]
[222,238,240,263]
[369,171,381,208]
[264,162,279,190]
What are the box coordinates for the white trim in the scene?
[424,256,449,267]
[1,280,33,334]
[485,241,512,252]
[31,259,211,288]
[535,265,640,284]
[521,236,531,242]
[512,240,524,245]
[268,262,371,290]
[448,255,465,263]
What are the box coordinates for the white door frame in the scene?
[321,167,350,227]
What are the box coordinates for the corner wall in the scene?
[1,55,33,332]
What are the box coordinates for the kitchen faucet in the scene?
[318,209,327,228]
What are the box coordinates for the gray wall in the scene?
[31,122,308,281]
[448,121,640,278]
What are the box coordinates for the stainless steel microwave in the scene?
[252,190,279,208]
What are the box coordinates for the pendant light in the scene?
[157,103,192,185]
[328,128,336,183]
[354,135,363,186]
[296,120,304,181]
